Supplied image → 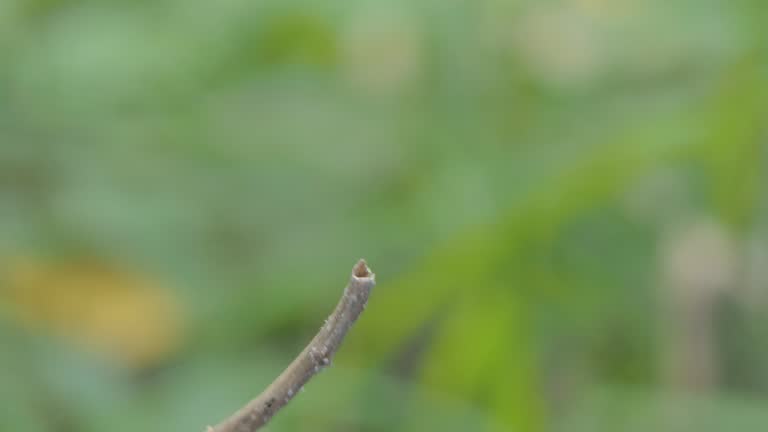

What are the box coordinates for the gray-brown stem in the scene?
[207,259,376,432]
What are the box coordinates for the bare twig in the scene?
[207,259,376,432]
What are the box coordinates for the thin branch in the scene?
[207,259,376,432]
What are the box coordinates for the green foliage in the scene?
[1,0,767,431]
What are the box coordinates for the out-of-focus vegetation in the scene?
[1,0,767,431]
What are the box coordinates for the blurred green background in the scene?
[1,0,767,431]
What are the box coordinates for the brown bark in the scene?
[207,259,376,432]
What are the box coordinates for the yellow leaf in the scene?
[2,258,183,369]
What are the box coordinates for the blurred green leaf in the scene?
[347,62,768,428]
[696,61,767,229]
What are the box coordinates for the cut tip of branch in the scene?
[353,258,374,279]
[207,260,376,432]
